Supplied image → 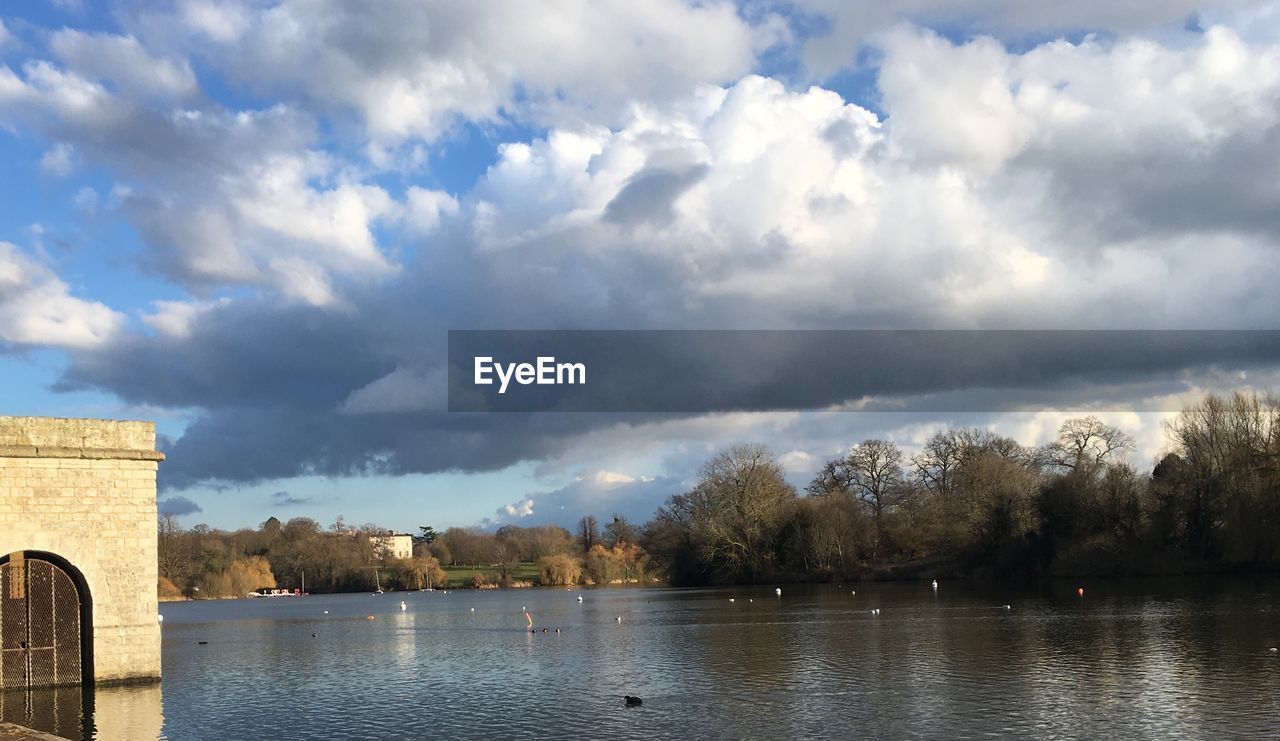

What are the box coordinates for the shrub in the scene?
[537,554,582,586]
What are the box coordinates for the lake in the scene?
[5,578,1280,739]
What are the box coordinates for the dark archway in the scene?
[0,551,93,689]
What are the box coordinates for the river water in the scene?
[5,578,1280,739]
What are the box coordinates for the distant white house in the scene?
[371,532,414,560]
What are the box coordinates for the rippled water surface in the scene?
[9,578,1280,739]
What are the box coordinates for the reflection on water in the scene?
[11,578,1280,739]
[1,682,162,740]
[2,684,85,738]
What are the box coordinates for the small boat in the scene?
[247,588,303,598]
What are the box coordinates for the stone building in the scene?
[0,416,164,689]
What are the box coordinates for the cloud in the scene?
[0,242,123,348]
[49,29,197,100]
[39,142,76,176]
[158,495,203,516]
[270,490,312,505]
[339,365,446,415]
[604,162,710,227]
[502,498,534,519]
[0,54,400,306]
[487,472,683,529]
[142,0,776,143]
[794,0,1271,76]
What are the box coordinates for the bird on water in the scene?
[624,696,643,708]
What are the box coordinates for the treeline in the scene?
[432,518,648,586]
[157,516,449,598]
[640,391,1280,584]
[157,513,649,597]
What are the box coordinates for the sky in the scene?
[3,0,1280,533]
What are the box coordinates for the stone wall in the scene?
[0,416,164,685]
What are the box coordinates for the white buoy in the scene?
[931,579,938,590]
[470,607,475,612]
[323,610,329,614]
[577,595,583,603]
[157,614,163,624]
[615,616,622,623]
[1003,605,1012,610]
[775,587,782,597]
[729,598,735,602]
[400,600,407,611]
[850,590,856,596]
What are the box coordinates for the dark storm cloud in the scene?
[147,400,678,491]
[55,299,394,409]
[158,495,202,516]
[62,309,1280,493]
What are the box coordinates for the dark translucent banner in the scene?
[446,330,1280,412]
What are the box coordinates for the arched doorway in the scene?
[0,552,93,689]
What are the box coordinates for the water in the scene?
[6,578,1280,739]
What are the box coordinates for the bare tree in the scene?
[157,513,193,585]
[688,444,797,581]
[578,515,599,552]
[1041,416,1134,475]
[810,440,905,557]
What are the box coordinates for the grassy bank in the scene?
[441,562,541,587]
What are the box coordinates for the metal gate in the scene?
[0,555,84,689]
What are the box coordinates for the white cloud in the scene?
[177,0,251,44]
[149,0,775,143]
[50,30,197,99]
[777,449,814,474]
[0,242,123,348]
[503,498,535,518]
[795,0,1271,76]
[401,187,459,235]
[39,142,76,176]
[579,470,637,486]
[0,60,401,305]
[450,25,1280,330]
[142,298,230,338]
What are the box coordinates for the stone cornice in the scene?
[0,445,165,461]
